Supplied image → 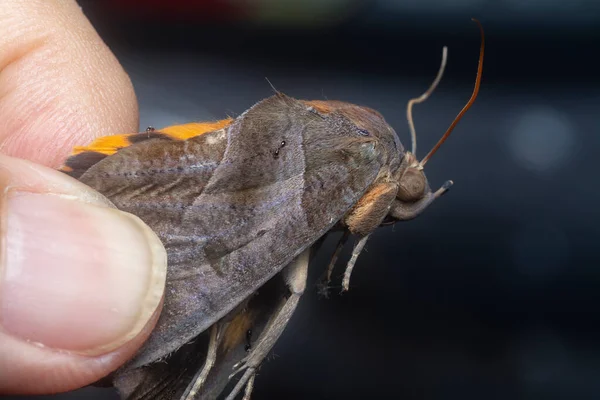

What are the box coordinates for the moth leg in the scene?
[338,182,397,292]
[317,231,350,297]
[242,373,256,400]
[225,249,310,400]
[182,323,223,400]
[345,182,398,236]
[341,234,370,292]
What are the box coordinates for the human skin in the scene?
[0,0,167,395]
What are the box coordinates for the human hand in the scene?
[0,0,167,395]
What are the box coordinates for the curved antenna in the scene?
[407,46,448,157]
[420,18,485,167]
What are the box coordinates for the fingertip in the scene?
[0,298,163,394]
[0,155,167,394]
[0,0,139,167]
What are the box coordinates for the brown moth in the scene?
[60,19,485,400]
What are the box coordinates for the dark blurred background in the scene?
[6,0,600,399]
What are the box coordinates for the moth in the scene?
[60,19,484,400]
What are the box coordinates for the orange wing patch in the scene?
[160,119,233,140]
[69,132,135,157]
[303,100,337,114]
[59,118,233,178]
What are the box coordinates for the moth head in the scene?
[396,152,428,202]
[326,19,485,296]
[386,18,484,222]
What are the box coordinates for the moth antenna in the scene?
[264,77,280,94]
[407,46,448,157]
[341,235,370,293]
[420,18,485,167]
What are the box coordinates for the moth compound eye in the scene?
[397,168,426,202]
[357,128,370,137]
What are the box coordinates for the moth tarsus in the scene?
[316,282,332,299]
[226,369,256,400]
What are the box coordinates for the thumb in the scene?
[0,155,167,395]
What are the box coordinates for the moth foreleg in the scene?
[181,324,223,400]
[344,182,397,236]
[225,249,310,400]
[339,182,397,292]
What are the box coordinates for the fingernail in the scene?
[1,191,167,355]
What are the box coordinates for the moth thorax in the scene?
[397,168,427,202]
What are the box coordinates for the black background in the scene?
[5,0,600,399]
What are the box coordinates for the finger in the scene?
[0,0,138,168]
[0,155,167,394]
